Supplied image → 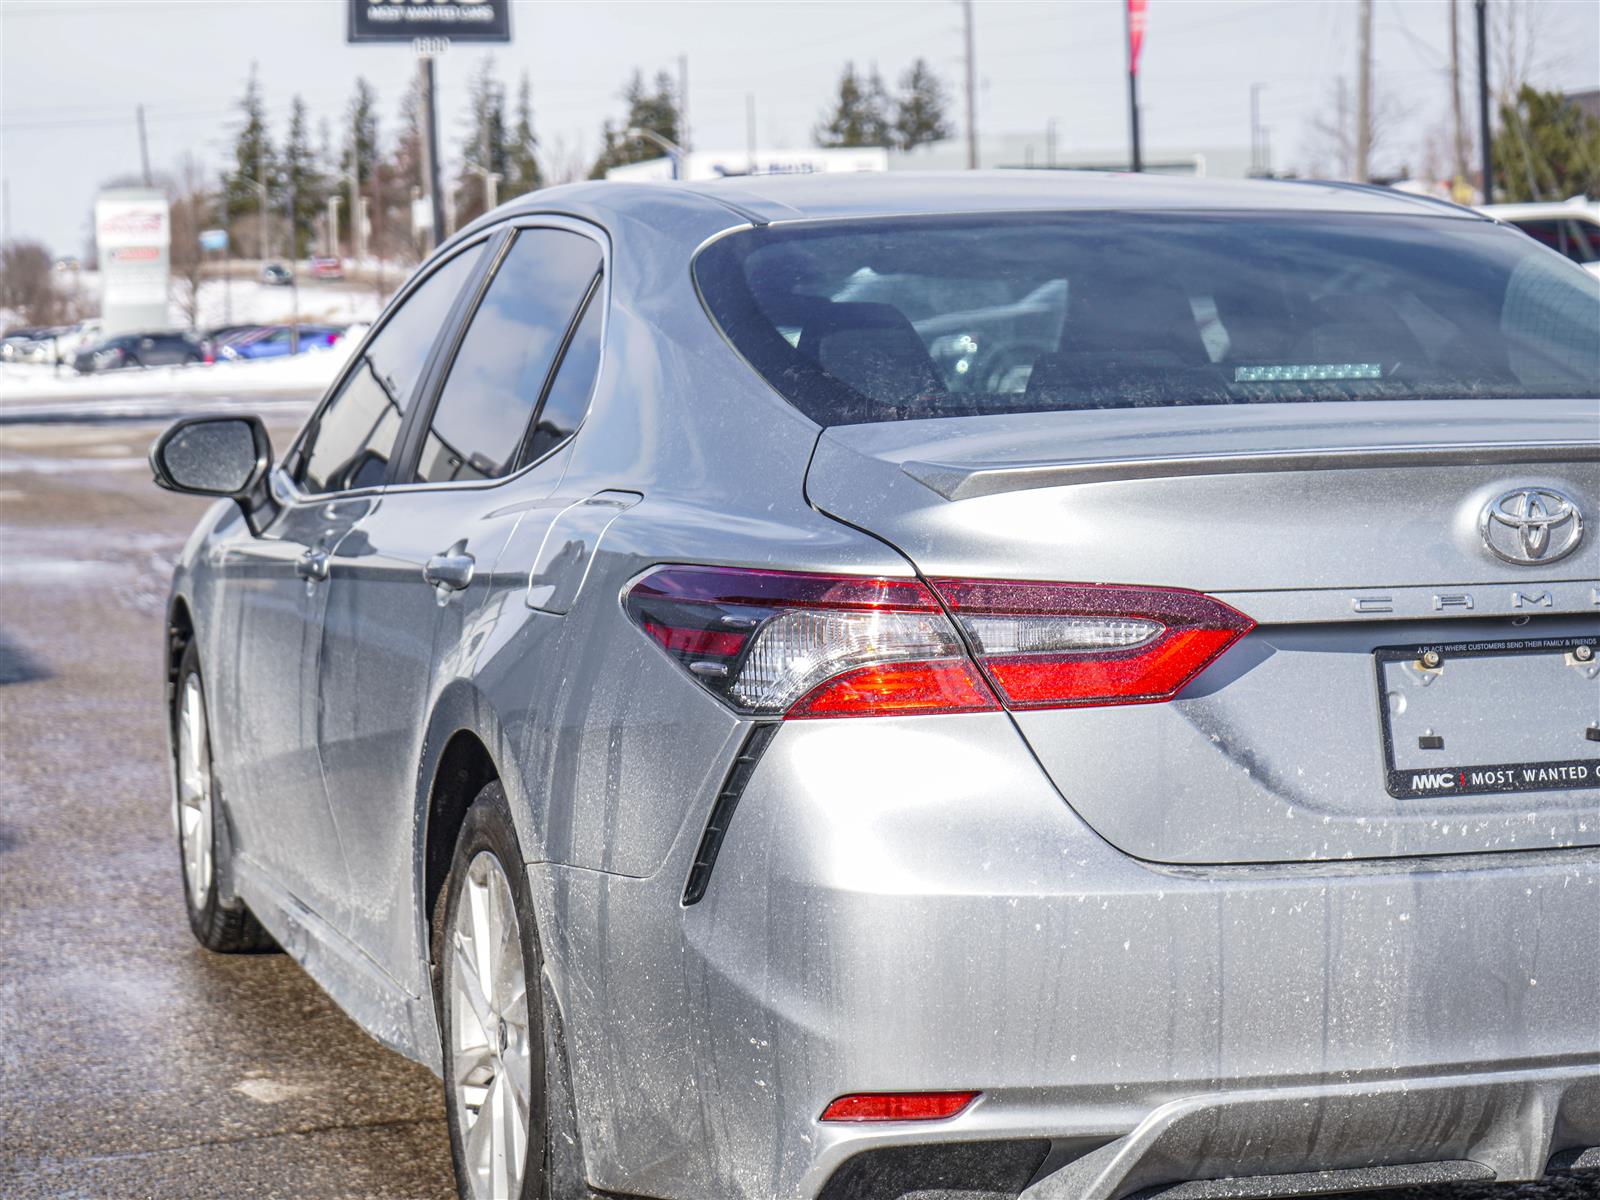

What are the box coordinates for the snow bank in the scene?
[0,329,363,406]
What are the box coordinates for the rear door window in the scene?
[294,243,484,494]
[414,228,602,484]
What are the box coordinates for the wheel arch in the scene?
[413,679,539,1016]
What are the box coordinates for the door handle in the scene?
[294,549,329,581]
[423,543,475,591]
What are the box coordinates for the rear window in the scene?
[694,212,1600,425]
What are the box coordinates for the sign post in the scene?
[1126,0,1147,174]
[346,1,511,251]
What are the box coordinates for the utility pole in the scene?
[328,194,341,259]
[678,54,691,153]
[1126,0,1144,172]
[746,94,757,173]
[137,104,152,186]
[286,182,299,355]
[420,55,446,249]
[1354,0,1373,181]
[962,0,978,169]
[1475,0,1493,203]
[255,146,269,261]
[1249,83,1265,176]
[1449,0,1469,190]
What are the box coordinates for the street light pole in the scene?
[1475,0,1493,203]
[624,127,687,180]
[961,0,978,169]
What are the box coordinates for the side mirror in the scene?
[150,415,279,533]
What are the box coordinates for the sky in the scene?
[3,0,1598,255]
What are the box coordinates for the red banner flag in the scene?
[1128,0,1149,76]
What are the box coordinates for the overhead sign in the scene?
[95,188,170,334]
[347,0,510,43]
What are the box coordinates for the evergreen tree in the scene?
[1493,85,1600,202]
[815,63,892,148]
[893,58,953,152]
[223,64,275,256]
[342,77,382,187]
[588,70,681,178]
[505,72,544,196]
[281,95,325,258]
[454,56,510,226]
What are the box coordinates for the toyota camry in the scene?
[151,173,1600,1200]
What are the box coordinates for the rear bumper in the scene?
[542,713,1600,1200]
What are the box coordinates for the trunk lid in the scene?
[806,398,1600,864]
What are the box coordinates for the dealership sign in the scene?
[347,0,510,43]
[95,188,170,334]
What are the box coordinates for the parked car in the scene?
[150,174,1599,1200]
[311,255,345,280]
[260,262,292,286]
[215,323,341,361]
[1480,197,1600,276]
[75,330,206,372]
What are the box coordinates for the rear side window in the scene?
[522,283,603,464]
[296,244,483,494]
[415,228,602,483]
[694,212,1600,425]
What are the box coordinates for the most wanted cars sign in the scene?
[347,0,510,43]
[95,188,170,335]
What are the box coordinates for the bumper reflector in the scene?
[820,1091,980,1122]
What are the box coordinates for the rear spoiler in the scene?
[904,440,1600,501]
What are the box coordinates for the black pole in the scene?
[1126,6,1142,172]
[423,56,446,248]
[1475,0,1492,203]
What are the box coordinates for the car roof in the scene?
[489,170,1487,230]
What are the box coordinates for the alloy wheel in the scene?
[450,850,533,1199]
[176,673,214,902]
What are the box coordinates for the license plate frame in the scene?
[1374,635,1599,799]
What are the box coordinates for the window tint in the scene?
[415,229,602,484]
[523,283,603,464]
[694,213,1600,424]
[296,245,482,493]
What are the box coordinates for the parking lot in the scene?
[0,412,455,1198]
[0,407,1590,1200]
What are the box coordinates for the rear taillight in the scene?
[931,580,1254,708]
[623,567,1252,718]
[623,566,997,718]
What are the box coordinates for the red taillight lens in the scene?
[624,565,998,719]
[930,579,1254,708]
[625,567,1252,717]
[820,1091,980,1122]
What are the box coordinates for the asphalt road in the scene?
[0,413,1591,1200]
[0,415,455,1199]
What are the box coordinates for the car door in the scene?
[212,241,488,925]
[316,221,607,985]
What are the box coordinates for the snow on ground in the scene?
[0,330,361,422]
[188,275,387,328]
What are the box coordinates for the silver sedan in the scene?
[152,172,1600,1200]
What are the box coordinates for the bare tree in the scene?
[1305,75,1404,180]
[0,240,71,327]
[168,155,213,331]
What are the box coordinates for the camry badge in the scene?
[1479,487,1583,565]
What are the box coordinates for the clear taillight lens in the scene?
[930,579,1254,709]
[623,565,998,718]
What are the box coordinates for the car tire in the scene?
[440,782,572,1200]
[173,643,275,954]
